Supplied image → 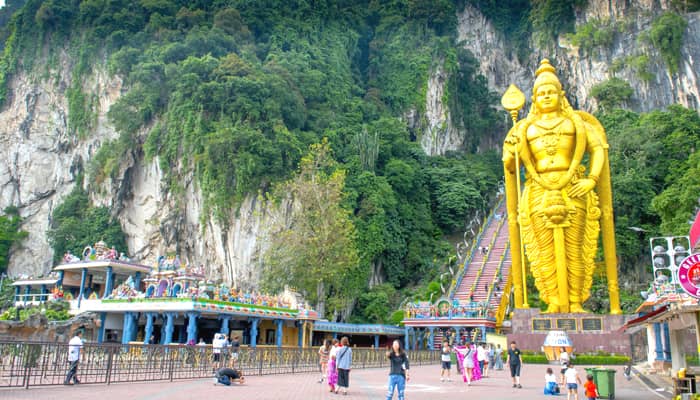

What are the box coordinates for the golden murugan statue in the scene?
[502,59,621,314]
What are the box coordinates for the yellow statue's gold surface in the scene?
[502,59,621,314]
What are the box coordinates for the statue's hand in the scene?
[569,178,596,198]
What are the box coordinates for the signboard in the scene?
[556,318,577,331]
[581,318,603,331]
[532,318,552,331]
[62,271,82,287]
[543,330,573,347]
[678,253,700,298]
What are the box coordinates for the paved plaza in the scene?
[1,364,665,400]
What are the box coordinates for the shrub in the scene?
[648,12,687,74]
[573,354,631,365]
[590,77,634,111]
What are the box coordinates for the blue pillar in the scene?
[122,312,134,344]
[163,312,175,344]
[428,327,435,350]
[662,323,672,361]
[57,271,64,287]
[23,285,30,305]
[186,312,198,344]
[374,335,380,348]
[333,332,338,340]
[77,268,87,308]
[144,312,156,344]
[275,319,284,348]
[249,318,259,348]
[103,266,114,299]
[298,322,304,348]
[41,284,48,295]
[97,312,107,343]
[220,316,231,335]
[13,285,19,302]
[404,326,410,350]
[654,323,664,360]
[134,272,141,290]
[480,326,487,343]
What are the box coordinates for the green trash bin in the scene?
[587,368,616,399]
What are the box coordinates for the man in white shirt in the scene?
[212,333,226,365]
[476,343,487,376]
[64,330,83,385]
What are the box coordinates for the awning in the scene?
[11,279,58,286]
[620,304,669,333]
[54,260,151,274]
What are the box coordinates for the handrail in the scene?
[448,197,504,300]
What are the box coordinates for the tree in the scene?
[47,184,127,263]
[0,207,28,273]
[262,140,362,319]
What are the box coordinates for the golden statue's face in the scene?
[534,83,561,113]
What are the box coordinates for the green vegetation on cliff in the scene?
[0,0,503,321]
[0,207,27,274]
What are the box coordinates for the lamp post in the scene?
[649,236,691,293]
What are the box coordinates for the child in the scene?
[564,363,582,400]
[584,374,598,400]
[544,367,559,395]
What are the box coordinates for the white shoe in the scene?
[440,377,444,382]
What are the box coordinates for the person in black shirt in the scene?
[386,340,410,400]
[506,341,522,388]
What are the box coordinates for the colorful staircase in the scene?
[451,201,508,305]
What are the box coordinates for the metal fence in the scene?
[0,342,439,388]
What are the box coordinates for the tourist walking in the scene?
[559,347,570,385]
[64,330,83,385]
[335,336,353,395]
[564,363,582,400]
[386,340,410,400]
[440,342,452,382]
[318,339,331,383]
[327,338,340,392]
[506,341,522,388]
[476,343,487,377]
[229,335,240,368]
[456,342,478,385]
[487,344,495,376]
[494,343,504,370]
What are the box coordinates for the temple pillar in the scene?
[186,312,199,344]
[14,285,20,302]
[663,323,672,361]
[77,267,87,308]
[56,270,64,287]
[144,312,156,344]
[219,316,231,335]
[428,327,435,350]
[97,312,107,343]
[670,329,686,375]
[134,272,142,291]
[40,284,48,296]
[298,322,304,348]
[374,334,380,349]
[23,285,30,305]
[163,312,176,345]
[654,323,663,360]
[480,326,487,343]
[122,312,135,344]
[275,319,284,348]
[103,266,114,299]
[404,326,410,350]
[249,318,259,348]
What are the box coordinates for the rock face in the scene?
[2,0,699,285]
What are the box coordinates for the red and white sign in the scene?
[678,253,700,298]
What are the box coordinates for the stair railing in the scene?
[485,244,510,305]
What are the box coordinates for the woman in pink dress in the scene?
[327,338,339,392]
[455,342,482,385]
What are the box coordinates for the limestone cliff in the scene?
[2,0,699,286]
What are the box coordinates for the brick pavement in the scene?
[0,364,665,400]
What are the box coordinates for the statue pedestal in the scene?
[507,308,635,354]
